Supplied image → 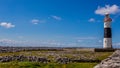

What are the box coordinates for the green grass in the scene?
[0,51,113,61]
[0,50,113,68]
[0,62,98,68]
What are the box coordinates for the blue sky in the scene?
[0,0,120,47]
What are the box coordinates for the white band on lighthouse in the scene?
[104,22,111,28]
[103,38,112,48]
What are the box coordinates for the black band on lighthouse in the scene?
[104,28,112,38]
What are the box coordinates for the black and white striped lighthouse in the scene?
[103,13,112,49]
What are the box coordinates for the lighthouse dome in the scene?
[104,17,112,22]
[104,14,112,22]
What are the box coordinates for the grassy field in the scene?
[0,62,98,68]
[0,49,113,68]
[0,51,113,61]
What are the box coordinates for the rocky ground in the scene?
[0,47,113,65]
[94,50,120,68]
[0,55,101,64]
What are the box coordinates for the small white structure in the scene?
[103,13,112,49]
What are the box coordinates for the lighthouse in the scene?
[103,13,112,49]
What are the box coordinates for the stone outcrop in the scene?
[94,50,120,68]
[0,55,50,63]
[0,55,100,64]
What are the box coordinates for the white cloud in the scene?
[75,37,97,43]
[0,38,102,47]
[113,43,120,48]
[88,18,95,22]
[31,19,45,24]
[114,43,120,46]
[31,19,39,24]
[0,39,80,47]
[51,15,62,21]
[75,37,96,40]
[77,40,83,42]
[0,39,28,47]
[95,4,120,15]
[18,36,24,39]
[0,39,64,47]
[0,22,15,28]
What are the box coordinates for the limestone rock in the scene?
[94,50,120,68]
